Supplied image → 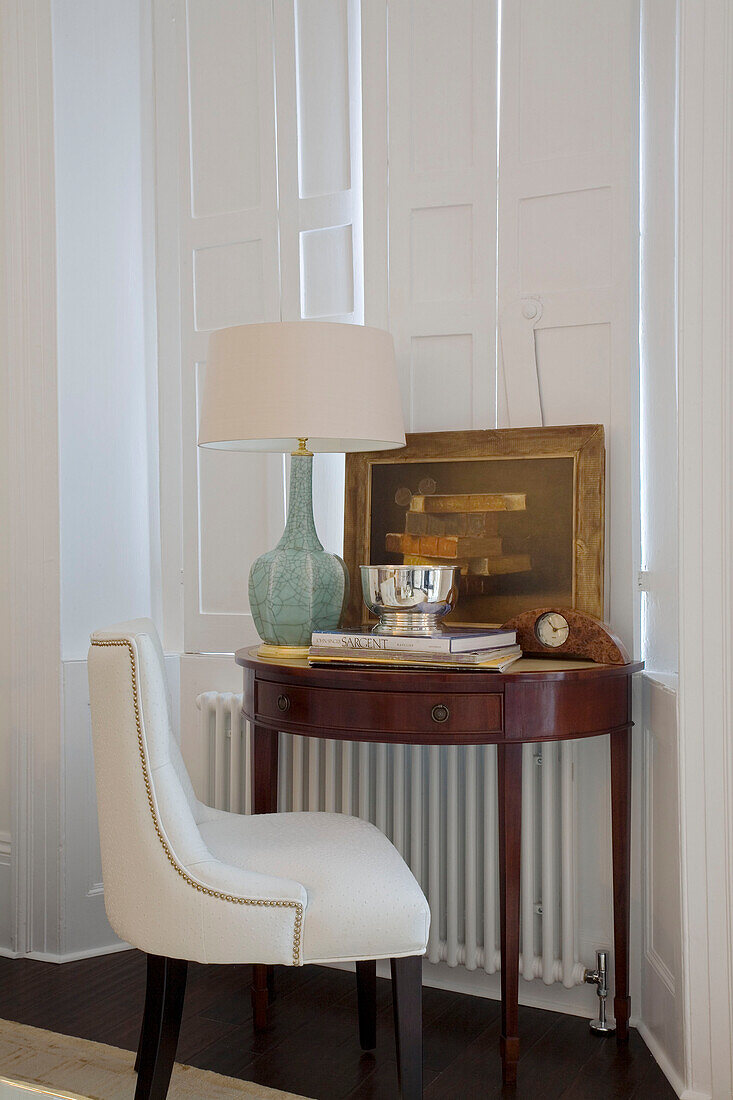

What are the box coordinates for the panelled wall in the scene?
[154,0,639,1018]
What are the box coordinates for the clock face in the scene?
[535,611,570,649]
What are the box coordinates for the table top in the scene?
[236,647,643,690]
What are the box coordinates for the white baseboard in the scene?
[25,941,133,965]
[420,960,600,1018]
[635,1018,692,1099]
[327,958,600,1020]
[0,833,11,955]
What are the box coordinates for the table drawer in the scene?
[256,679,503,736]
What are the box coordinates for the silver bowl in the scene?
[360,565,460,635]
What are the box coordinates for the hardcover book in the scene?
[310,628,517,654]
[307,645,523,672]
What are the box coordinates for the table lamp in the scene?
[197,321,406,657]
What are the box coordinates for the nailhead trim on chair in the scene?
[91,638,304,965]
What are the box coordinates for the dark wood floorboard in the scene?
[0,951,675,1099]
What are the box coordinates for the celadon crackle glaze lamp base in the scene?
[248,440,348,658]
[197,322,406,658]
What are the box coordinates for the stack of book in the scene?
[308,628,522,671]
[387,491,531,597]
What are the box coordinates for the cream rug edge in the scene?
[0,1019,312,1100]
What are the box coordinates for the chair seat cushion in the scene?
[198,811,430,964]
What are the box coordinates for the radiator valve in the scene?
[584,950,615,1035]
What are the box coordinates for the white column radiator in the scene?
[196,691,586,987]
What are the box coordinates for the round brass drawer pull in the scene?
[431,704,450,724]
[277,694,290,712]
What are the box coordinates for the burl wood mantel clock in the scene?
[502,607,631,664]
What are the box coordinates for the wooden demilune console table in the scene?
[236,649,643,1085]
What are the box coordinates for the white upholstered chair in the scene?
[88,619,430,1099]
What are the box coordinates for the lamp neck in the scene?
[277,452,323,551]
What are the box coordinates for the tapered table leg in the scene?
[610,726,632,1042]
[251,724,279,1030]
[498,741,522,1084]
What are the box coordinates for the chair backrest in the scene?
[88,619,214,950]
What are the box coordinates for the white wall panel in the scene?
[300,224,354,318]
[275,0,363,325]
[535,324,612,426]
[639,0,678,678]
[409,1,473,173]
[518,0,612,163]
[411,335,474,432]
[193,240,265,331]
[410,206,473,303]
[640,676,684,1088]
[519,188,613,293]
[186,0,262,217]
[498,0,639,648]
[55,0,156,660]
[365,0,497,431]
[295,0,351,197]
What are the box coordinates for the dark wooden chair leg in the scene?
[391,955,422,1099]
[134,954,164,1074]
[135,956,187,1100]
[252,964,270,1030]
[356,960,377,1050]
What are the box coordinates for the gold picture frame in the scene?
[343,425,605,628]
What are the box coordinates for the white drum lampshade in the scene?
[198,321,406,453]
[197,321,406,657]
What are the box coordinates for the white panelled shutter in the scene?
[364,0,499,432]
[155,0,362,653]
[497,0,638,634]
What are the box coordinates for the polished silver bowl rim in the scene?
[359,564,460,634]
[360,563,459,573]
